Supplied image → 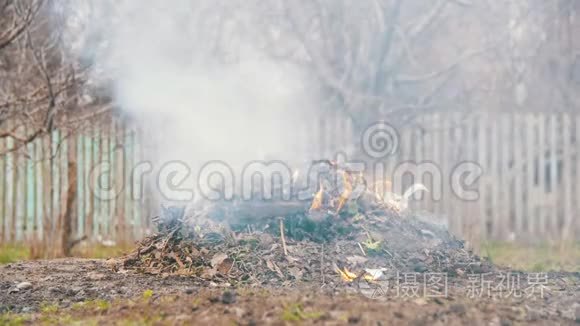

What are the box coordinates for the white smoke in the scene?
[64,0,321,201]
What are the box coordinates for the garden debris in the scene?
[109,161,493,288]
[111,194,493,290]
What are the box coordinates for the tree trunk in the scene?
[60,137,77,257]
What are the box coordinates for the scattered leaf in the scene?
[288,267,303,280]
[211,253,228,268]
[335,266,358,282]
[216,258,234,275]
[266,259,284,279]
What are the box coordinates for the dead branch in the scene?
[0,0,42,51]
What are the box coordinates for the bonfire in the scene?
[110,161,492,292]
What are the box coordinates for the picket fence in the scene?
[317,111,580,244]
[0,122,149,246]
[0,112,578,247]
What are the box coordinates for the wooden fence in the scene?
[316,111,580,244]
[0,123,149,248]
[0,112,578,248]
[411,112,579,244]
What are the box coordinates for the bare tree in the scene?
[251,1,519,130]
[0,0,105,156]
[0,0,112,255]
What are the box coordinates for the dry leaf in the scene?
[266,259,276,272]
[266,259,285,279]
[216,258,234,275]
[285,255,300,264]
[211,253,228,268]
[201,267,217,279]
[189,246,200,256]
[169,252,185,269]
[363,268,387,282]
[288,267,303,280]
[335,266,358,282]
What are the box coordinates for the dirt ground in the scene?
[1,259,579,325]
[1,194,578,325]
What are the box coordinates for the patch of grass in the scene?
[481,241,580,272]
[0,312,29,326]
[73,244,133,259]
[281,303,324,322]
[0,243,133,263]
[39,313,74,325]
[71,299,111,312]
[0,245,29,264]
[362,238,382,255]
[40,302,59,314]
[142,289,154,301]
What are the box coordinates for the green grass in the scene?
[40,303,59,314]
[141,290,154,301]
[481,241,580,272]
[71,299,111,312]
[1,297,170,326]
[0,243,133,264]
[0,245,29,264]
[281,303,324,322]
[0,312,29,326]
[72,244,133,259]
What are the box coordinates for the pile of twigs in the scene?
[110,162,492,285]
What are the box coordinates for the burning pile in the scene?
[111,162,493,287]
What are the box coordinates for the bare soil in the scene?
[1,259,578,325]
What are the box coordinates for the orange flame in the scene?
[335,171,353,214]
[309,182,324,211]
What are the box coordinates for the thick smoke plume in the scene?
[65,1,321,201]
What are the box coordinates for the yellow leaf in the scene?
[336,267,358,282]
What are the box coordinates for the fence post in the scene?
[477,113,488,241]
[576,115,580,236]
[10,125,19,243]
[86,130,94,241]
[114,120,127,244]
[500,112,512,240]
[561,114,573,243]
[548,114,559,241]
[513,114,524,239]
[0,131,5,245]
